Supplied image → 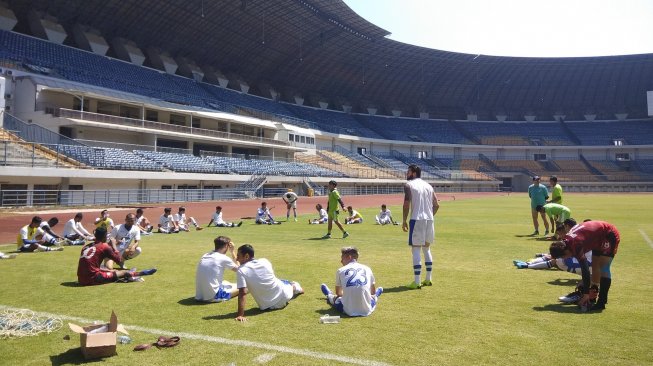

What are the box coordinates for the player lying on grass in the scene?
[135,208,154,235]
[282,189,299,222]
[535,203,572,237]
[77,228,156,286]
[323,180,348,239]
[207,206,242,227]
[375,204,399,225]
[320,246,383,317]
[235,244,303,322]
[550,220,620,311]
[308,204,328,224]
[17,216,64,252]
[195,235,241,302]
[105,213,142,270]
[63,213,94,245]
[174,206,203,231]
[158,207,180,234]
[255,202,281,225]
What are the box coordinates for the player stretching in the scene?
[322,180,348,239]
[282,189,299,222]
[549,220,620,311]
[402,164,439,289]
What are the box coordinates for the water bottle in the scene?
[118,335,132,344]
[319,315,341,324]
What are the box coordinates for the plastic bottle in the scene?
[319,315,341,324]
[118,335,132,344]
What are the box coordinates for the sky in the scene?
[342,0,653,57]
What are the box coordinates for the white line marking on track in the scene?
[639,229,653,249]
[254,353,277,363]
[0,305,391,366]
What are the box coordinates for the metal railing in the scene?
[58,109,289,147]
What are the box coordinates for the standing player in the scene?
[63,213,94,245]
[322,180,348,239]
[195,236,240,302]
[528,176,549,235]
[320,246,383,317]
[344,206,363,225]
[282,189,299,222]
[106,213,142,270]
[77,228,156,286]
[549,220,620,311]
[234,244,303,322]
[207,206,242,227]
[174,206,203,231]
[535,203,572,237]
[158,207,179,234]
[548,176,563,204]
[308,204,328,225]
[402,164,439,289]
[375,204,398,225]
[17,216,64,252]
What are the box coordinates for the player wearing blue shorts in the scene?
[195,236,240,302]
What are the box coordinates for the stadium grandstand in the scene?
[0,0,652,206]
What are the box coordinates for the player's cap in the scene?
[532,175,540,181]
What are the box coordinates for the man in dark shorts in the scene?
[77,228,156,286]
[549,220,620,311]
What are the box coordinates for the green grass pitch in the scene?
[0,193,651,365]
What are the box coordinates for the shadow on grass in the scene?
[547,278,579,286]
[514,234,538,238]
[203,308,267,320]
[60,282,83,287]
[532,303,583,313]
[528,236,556,241]
[178,297,216,306]
[305,237,329,241]
[381,286,418,294]
[50,348,102,365]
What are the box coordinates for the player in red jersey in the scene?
[77,228,156,286]
[549,220,619,311]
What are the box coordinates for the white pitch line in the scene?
[639,229,653,249]
[0,305,391,366]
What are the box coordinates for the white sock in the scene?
[412,246,421,283]
[423,246,433,281]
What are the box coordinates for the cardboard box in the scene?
[68,311,128,360]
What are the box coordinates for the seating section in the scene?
[456,121,575,146]
[565,120,653,146]
[134,150,223,173]
[283,104,385,139]
[60,146,162,171]
[205,155,344,177]
[355,115,472,144]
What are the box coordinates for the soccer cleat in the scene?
[531,230,539,236]
[514,261,528,269]
[559,291,582,304]
[421,280,432,287]
[544,230,549,235]
[322,233,331,239]
[375,287,384,297]
[237,221,243,227]
[292,281,304,295]
[196,226,203,231]
[51,246,64,251]
[343,232,349,239]
[294,218,298,222]
[406,281,422,290]
[589,302,605,311]
[320,283,332,296]
[138,268,157,276]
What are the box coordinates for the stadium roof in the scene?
[11,0,653,120]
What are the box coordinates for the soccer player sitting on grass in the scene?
[158,207,180,234]
[282,189,299,222]
[135,208,154,235]
[549,220,620,311]
[308,204,328,224]
[105,213,142,270]
[323,180,348,239]
[94,209,115,233]
[375,204,398,225]
[77,228,156,286]
[63,213,94,245]
[174,206,203,231]
[345,206,363,225]
[255,202,281,225]
[535,203,572,237]
[235,244,303,322]
[320,246,383,317]
[195,236,241,302]
[207,206,242,227]
[17,216,64,252]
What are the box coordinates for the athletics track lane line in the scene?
[639,229,653,249]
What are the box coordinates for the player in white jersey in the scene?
[158,207,179,234]
[375,204,398,225]
[17,216,64,252]
[207,206,242,227]
[174,206,203,231]
[320,247,383,317]
[62,213,94,245]
[106,213,142,269]
[309,204,328,224]
[255,202,281,225]
[402,164,439,289]
[38,217,65,245]
[195,236,240,302]
[135,208,153,235]
[235,244,303,322]
[282,189,299,222]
